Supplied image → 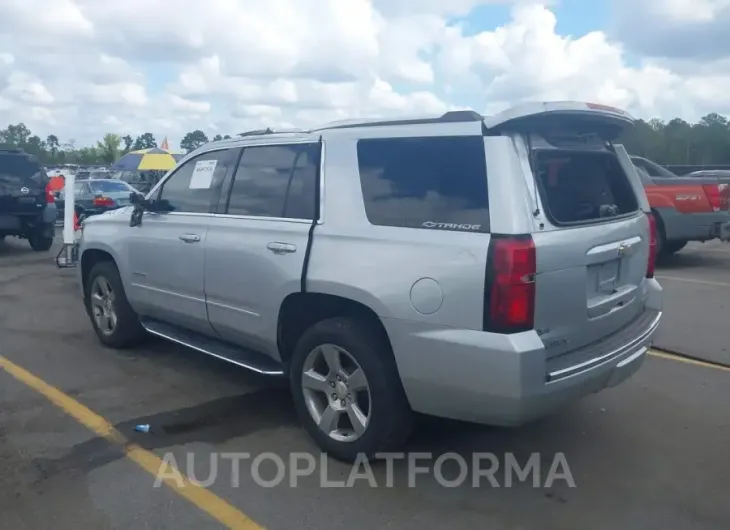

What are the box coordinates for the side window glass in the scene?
[158,150,230,213]
[356,136,490,232]
[283,144,319,220]
[226,144,319,220]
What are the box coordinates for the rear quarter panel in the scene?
[308,130,489,332]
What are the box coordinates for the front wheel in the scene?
[290,317,413,463]
[85,261,146,348]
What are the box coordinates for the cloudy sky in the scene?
[1,0,729,150]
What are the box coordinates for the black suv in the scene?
[0,149,57,251]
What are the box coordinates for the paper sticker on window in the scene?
[189,160,217,189]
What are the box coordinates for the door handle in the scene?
[267,242,296,254]
[179,234,201,243]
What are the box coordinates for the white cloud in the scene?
[0,0,729,150]
[612,0,730,61]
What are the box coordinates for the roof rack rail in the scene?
[439,110,484,122]
[238,128,274,137]
[315,109,484,131]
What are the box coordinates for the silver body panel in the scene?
[78,102,663,426]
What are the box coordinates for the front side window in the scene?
[356,136,490,232]
[157,149,231,213]
[225,143,319,220]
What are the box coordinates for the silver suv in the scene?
[77,101,662,461]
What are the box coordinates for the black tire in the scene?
[28,233,54,251]
[85,261,146,349]
[664,240,687,255]
[290,317,413,463]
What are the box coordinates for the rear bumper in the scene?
[384,279,662,426]
[657,207,730,242]
[717,220,730,242]
[0,205,56,235]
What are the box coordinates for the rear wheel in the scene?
[290,317,412,462]
[85,261,146,348]
[28,232,54,251]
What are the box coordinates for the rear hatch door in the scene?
[0,151,48,216]
[485,102,652,360]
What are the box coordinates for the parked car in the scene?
[0,148,57,250]
[110,169,161,194]
[630,156,730,255]
[77,101,662,461]
[55,179,140,220]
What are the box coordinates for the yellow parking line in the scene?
[0,355,263,530]
[648,349,730,372]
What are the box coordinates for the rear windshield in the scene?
[534,150,639,225]
[0,153,47,185]
[356,136,490,233]
[89,180,133,193]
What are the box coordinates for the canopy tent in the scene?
[112,147,183,171]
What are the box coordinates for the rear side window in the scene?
[534,150,639,225]
[356,136,489,232]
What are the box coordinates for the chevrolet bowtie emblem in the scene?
[617,243,631,257]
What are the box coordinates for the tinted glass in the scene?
[89,180,133,193]
[356,136,489,232]
[226,144,319,219]
[158,150,230,213]
[534,151,639,225]
[0,153,47,185]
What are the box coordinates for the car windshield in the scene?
[89,180,134,193]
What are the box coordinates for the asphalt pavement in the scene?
[0,234,728,530]
[653,240,730,365]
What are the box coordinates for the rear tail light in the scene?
[93,196,115,207]
[646,212,657,278]
[45,183,55,203]
[484,236,536,333]
[703,184,722,211]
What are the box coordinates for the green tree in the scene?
[46,134,60,158]
[24,135,46,158]
[1,123,31,147]
[132,132,157,150]
[212,134,223,141]
[122,134,134,153]
[180,129,209,153]
[96,133,122,164]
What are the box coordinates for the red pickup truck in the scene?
[630,156,730,255]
